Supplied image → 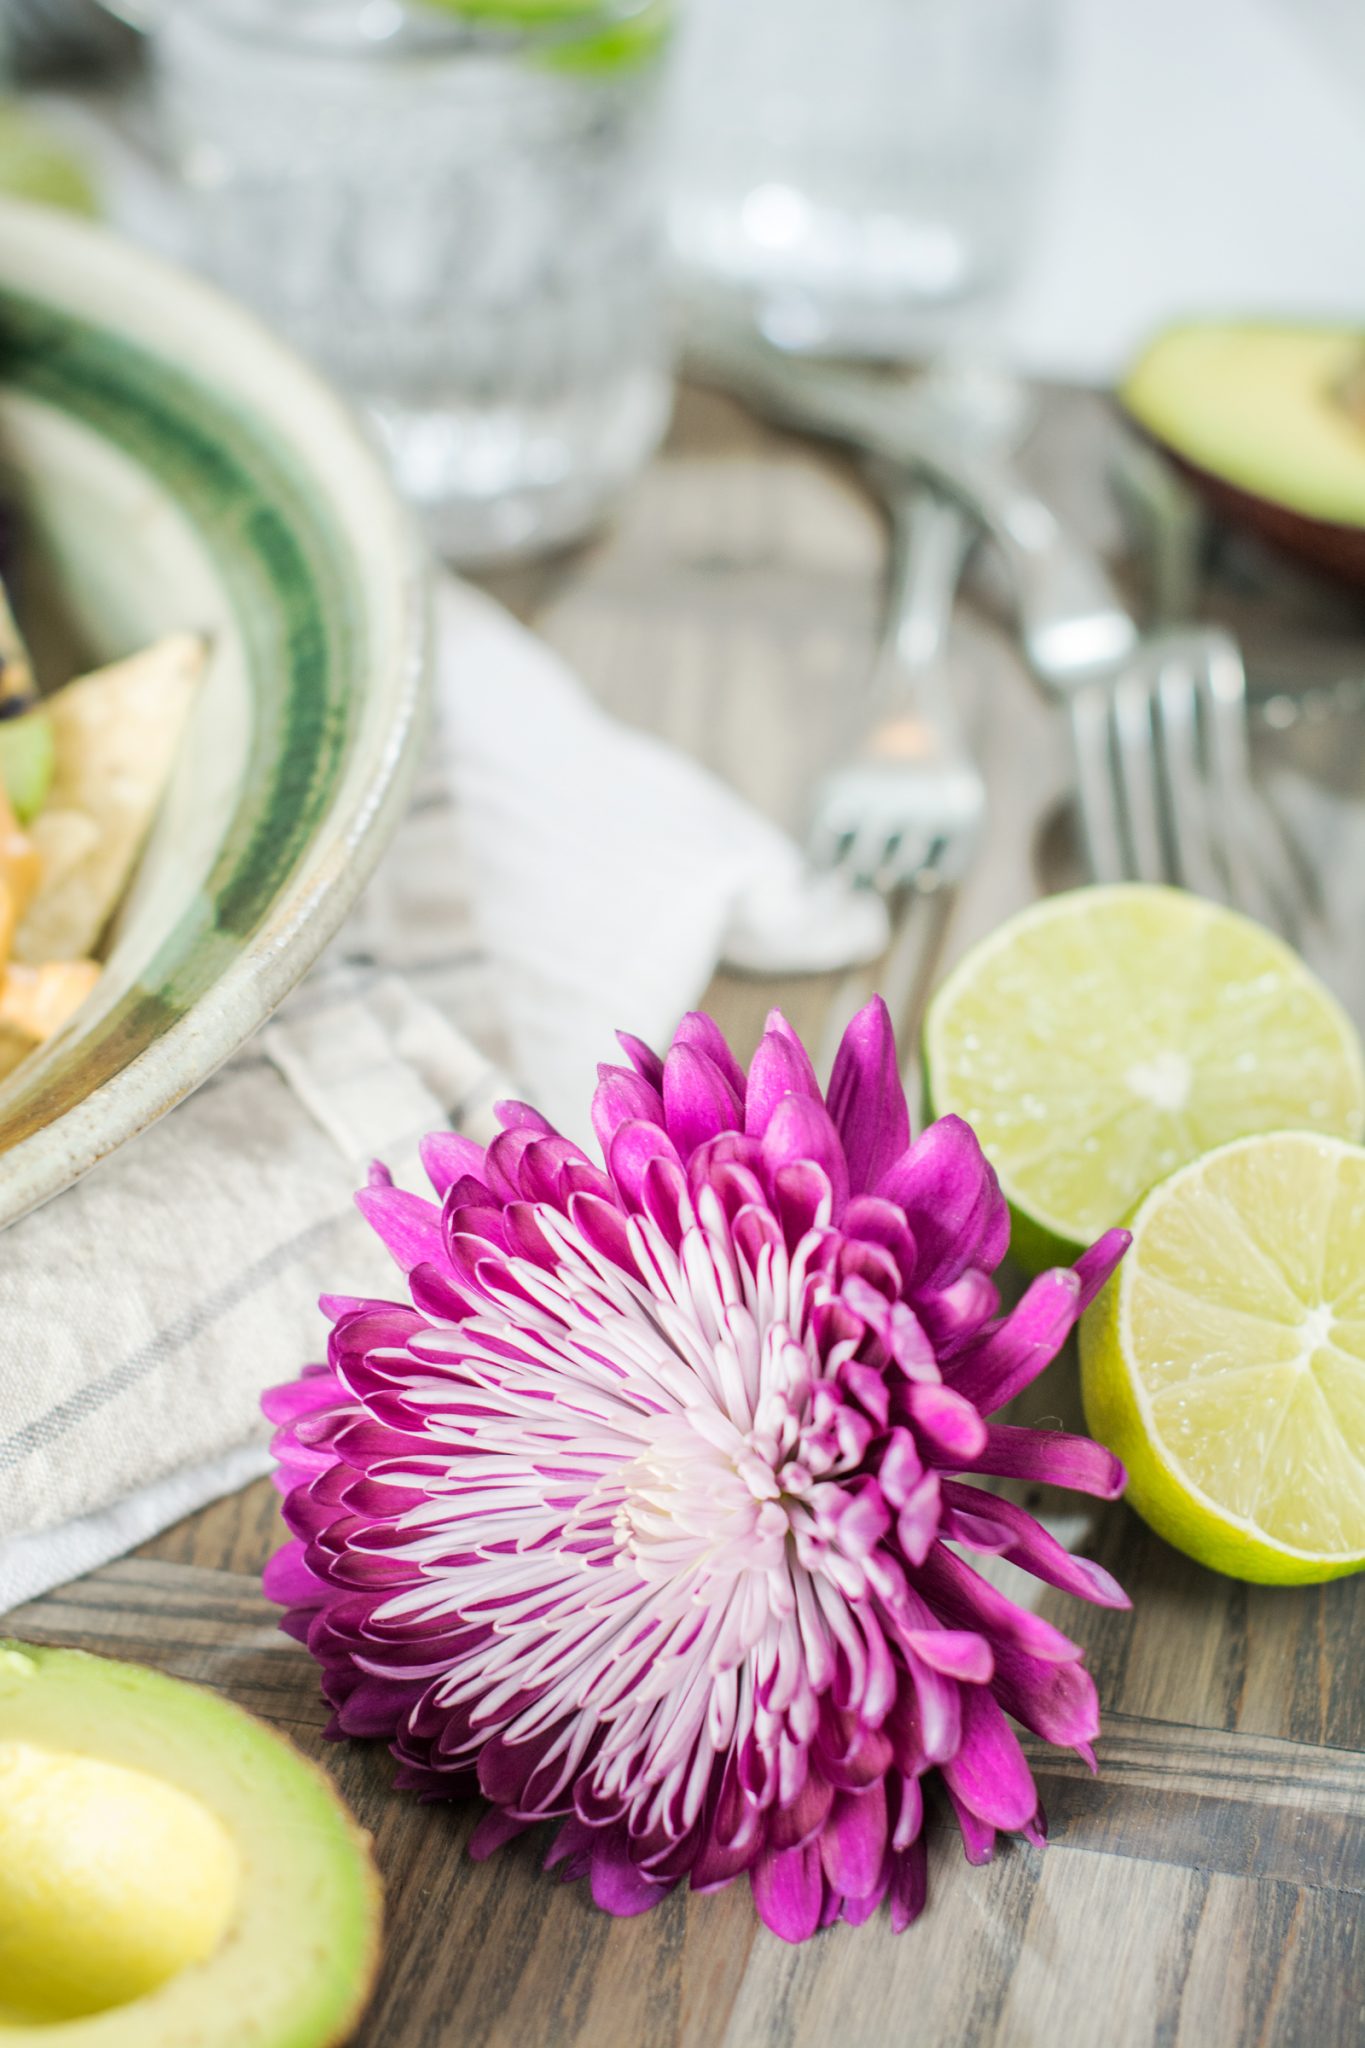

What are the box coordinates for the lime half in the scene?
[923,885,1365,1266]
[1081,1130,1365,1582]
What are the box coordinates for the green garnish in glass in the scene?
[0,106,98,217]
[416,0,672,76]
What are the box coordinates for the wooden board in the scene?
[8,385,1365,2047]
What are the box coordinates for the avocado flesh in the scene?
[0,1642,382,2047]
[0,1743,240,2023]
[1122,324,1365,553]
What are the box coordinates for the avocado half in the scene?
[1121,322,1365,584]
[0,1641,382,2043]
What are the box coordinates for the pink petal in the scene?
[355,1184,445,1273]
[768,1770,834,1852]
[907,1382,988,1462]
[592,1065,666,1162]
[916,1543,1083,1665]
[904,1628,993,1684]
[670,1011,748,1099]
[941,1684,1039,1831]
[888,1838,928,1931]
[744,1025,821,1139]
[1075,1227,1131,1308]
[876,1116,1009,1289]
[609,1118,683,1210]
[418,1130,487,1198]
[261,1374,343,1426]
[663,1043,743,1158]
[819,1782,888,1900]
[262,1538,321,1607]
[494,1099,556,1135]
[763,1095,849,1217]
[827,997,910,1198]
[990,1640,1101,1752]
[941,1482,1129,1609]
[945,1787,997,1865]
[468,1807,530,1861]
[947,1269,1083,1415]
[751,1842,825,1944]
[590,1832,672,1917]
[615,1030,664,1088]
[967,1421,1126,1500]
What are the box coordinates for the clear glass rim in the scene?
[127,0,668,59]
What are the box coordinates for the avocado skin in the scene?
[0,1639,384,2048]
[1131,425,1365,588]
[1121,321,1365,589]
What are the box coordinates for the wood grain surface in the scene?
[8,386,1365,2048]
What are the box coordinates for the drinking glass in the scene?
[151,0,675,563]
[670,0,1058,356]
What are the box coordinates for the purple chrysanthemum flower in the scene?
[265,1000,1129,1942]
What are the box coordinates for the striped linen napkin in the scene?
[0,574,886,1612]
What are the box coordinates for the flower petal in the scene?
[616,1029,664,1088]
[942,1483,1130,1608]
[827,997,910,1197]
[418,1130,487,1198]
[590,1832,671,1917]
[663,1043,744,1158]
[763,1096,849,1217]
[876,1116,1009,1289]
[819,1782,888,1900]
[671,1011,748,1100]
[355,1184,445,1273]
[751,1842,825,1944]
[888,1838,928,1931]
[592,1066,666,1166]
[967,1421,1126,1500]
[946,1269,1082,1416]
[609,1118,683,1210]
[744,1024,822,1139]
[1075,1226,1131,1307]
[941,1684,1039,1831]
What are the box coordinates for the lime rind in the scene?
[1080,1130,1365,1584]
[923,884,1365,1266]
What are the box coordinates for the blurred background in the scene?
[4,0,1364,564]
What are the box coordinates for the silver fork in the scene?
[689,335,1315,943]
[810,486,982,897]
[809,487,983,1045]
[953,471,1316,941]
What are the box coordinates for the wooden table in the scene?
[9,387,1365,2048]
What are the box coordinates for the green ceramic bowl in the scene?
[0,199,429,1227]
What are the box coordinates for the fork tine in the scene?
[1111,667,1166,883]
[1156,649,1229,902]
[1069,684,1126,883]
[1198,633,1310,938]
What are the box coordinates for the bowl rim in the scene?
[0,198,430,1230]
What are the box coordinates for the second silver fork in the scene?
[808,484,982,1053]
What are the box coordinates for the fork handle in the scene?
[863,486,975,755]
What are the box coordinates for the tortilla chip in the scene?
[14,633,205,963]
[0,793,41,918]
[25,806,100,900]
[0,957,99,1040]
